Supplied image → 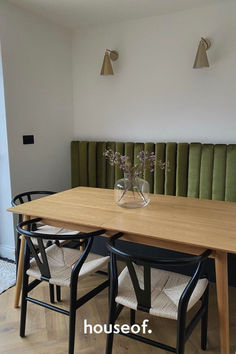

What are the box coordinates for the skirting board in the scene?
[0,245,15,261]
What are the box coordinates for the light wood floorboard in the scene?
[1,270,236,354]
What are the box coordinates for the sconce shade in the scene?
[193,38,211,68]
[100,52,114,75]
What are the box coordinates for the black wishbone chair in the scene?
[12,190,80,303]
[106,233,211,354]
[12,191,81,266]
[17,218,109,354]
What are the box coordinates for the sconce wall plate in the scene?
[193,37,211,68]
[100,49,119,75]
[109,50,119,61]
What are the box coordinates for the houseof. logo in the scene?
[84,319,152,335]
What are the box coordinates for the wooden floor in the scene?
[1,271,236,354]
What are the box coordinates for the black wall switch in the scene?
[23,135,34,144]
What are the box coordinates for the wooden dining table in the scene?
[8,186,236,354]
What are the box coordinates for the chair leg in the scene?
[56,285,61,302]
[176,312,186,354]
[20,272,29,337]
[68,283,77,354]
[20,244,30,338]
[49,284,55,303]
[201,285,209,350]
[106,300,117,354]
[130,309,135,326]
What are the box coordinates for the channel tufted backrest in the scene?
[71,141,236,202]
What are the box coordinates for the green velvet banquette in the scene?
[71,141,236,284]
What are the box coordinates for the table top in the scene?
[8,187,236,254]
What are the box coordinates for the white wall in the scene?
[0,0,73,196]
[0,45,15,260]
[1,0,235,258]
[72,1,236,144]
[0,1,74,259]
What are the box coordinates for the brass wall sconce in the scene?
[193,38,211,68]
[100,49,119,75]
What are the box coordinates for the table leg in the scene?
[14,215,30,308]
[215,251,230,354]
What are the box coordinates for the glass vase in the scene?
[114,174,150,209]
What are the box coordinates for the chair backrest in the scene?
[11,191,55,224]
[107,233,211,313]
[71,141,236,202]
[17,218,105,281]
